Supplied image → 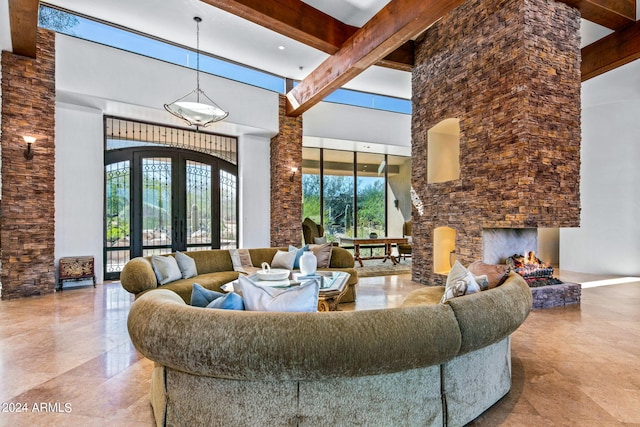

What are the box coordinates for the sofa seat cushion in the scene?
[140,271,241,304]
[402,286,445,306]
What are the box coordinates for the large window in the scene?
[302,148,411,243]
[104,118,238,279]
[356,153,386,238]
[38,4,411,114]
[323,150,355,241]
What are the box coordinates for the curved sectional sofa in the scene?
[127,271,532,427]
[120,246,358,304]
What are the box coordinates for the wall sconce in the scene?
[289,167,298,182]
[23,135,36,160]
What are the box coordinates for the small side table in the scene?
[58,256,96,291]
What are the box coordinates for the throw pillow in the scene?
[473,274,490,291]
[151,255,182,285]
[289,244,309,269]
[445,260,469,287]
[271,250,296,270]
[467,261,510,288]
[440,280,468,303]
[440,261,481,303]
[235,275,319,312]
[191,283,225,307]
[309,243,333,268]
[313,236,327,244]
[206,292,244,310]
[175,251,198,279]
[229,248,253,273]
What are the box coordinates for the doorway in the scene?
[104,147,237,280]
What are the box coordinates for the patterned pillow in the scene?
[440,280,468,303]
[229,249,254,273]
[440,261,481,303]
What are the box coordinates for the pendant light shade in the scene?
[165,17,228,128]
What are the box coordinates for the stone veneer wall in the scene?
[1,29,56,299]
[411,0,581,285]
[270,94,303,247]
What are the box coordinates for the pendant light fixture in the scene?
[164,16,228,128]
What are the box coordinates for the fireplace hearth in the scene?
[483,229,580,309]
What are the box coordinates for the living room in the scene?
[1,0,639,425]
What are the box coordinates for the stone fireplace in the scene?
[411,0,582,286]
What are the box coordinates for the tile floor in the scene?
[0,271,638,426]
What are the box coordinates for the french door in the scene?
[104,147,237,279]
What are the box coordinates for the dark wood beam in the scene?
[8,0,39,58]
[581,20,640,81]
[200,0,414,71]
[378,41,415,72]
[199,0,357,54]
[559,0,636,30]
[286,0,464,116]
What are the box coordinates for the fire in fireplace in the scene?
[506,252,562,287]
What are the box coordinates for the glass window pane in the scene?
[302,147,321,223]
[220,170,237,249]
[323,150,354,242]
[356,153,386,238]
[186,161,212,248]
[142,158,172,249]
[105,161,130,273]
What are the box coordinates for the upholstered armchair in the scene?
[398,219,412,260]
[302,217,325,245]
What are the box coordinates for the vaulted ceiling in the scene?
[7,0,640,116]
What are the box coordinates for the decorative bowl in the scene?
[256,268,290,281]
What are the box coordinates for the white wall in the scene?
[55,103,105,284]
[54,34,279,279]
[560,59,640,276]
[238,134,271,247]
[52,33,417,273]
[303,102,411,150]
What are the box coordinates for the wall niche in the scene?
[434,226,456,275]
[427,118,460,184]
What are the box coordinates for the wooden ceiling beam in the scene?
[378,41,415,72]
[581,20,640,81]
[8,0,39,58]
[199,0,356,54]
[285,0,464,116]
[200,0,414,71]
[558,0,636,30]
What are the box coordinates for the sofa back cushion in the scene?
[186,250,234,274]
[445,272,532,354]
[249,248,281,266]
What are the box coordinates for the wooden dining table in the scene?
[339,236,409,267]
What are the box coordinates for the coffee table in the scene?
[224,271,351,312]
[339,237,409,267]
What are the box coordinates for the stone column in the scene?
[1,29,57,299]
[270,94,303,247]
[411,0,581,285]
